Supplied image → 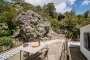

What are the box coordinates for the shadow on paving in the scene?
[23,49,48,60]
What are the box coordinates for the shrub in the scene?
[0,46,2,52]
[0,37,14,48]
[66,31,73,38]
[49,18,60,33]
[0,28,11,37]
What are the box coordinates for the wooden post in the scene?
[28,52,29,60]
[39,38,40,46]
[20,50,21,60]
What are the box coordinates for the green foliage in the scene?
[36,5,42,12]
[49,18,60,33]
[84,10,90,18]
[12,0,24,2]
[60,10,90,39]
[60,10,79,38]
[0,2,17,34]
[61,10,77,29]
[43,3,56,18]
[0,46,2,52]
[66,28,79,38]
[46,3,56,12]
[0,0,5,2]
[17,8,24,14]
[78,10,90,26]
[0,28,11,37]
[66,31,73,38]
[0,37,14,48]
[23,5,31,11]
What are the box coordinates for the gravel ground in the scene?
[46,42,63,60]
[70,47,87,60]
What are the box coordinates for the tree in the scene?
[1,2,17,34]
[58,13,65,21]
[0,0,5,2]
[43,3,56,17]
[60,10,79,38]
[76,14,84,25]
[36,5,42,12]
[2,8,17,34]
[84,10,89,18]
[0,1,8,13]
[76,10,90,27]
[50,18,60,32]
[62,10,77,30]
[12,0,24,2]
[43,4,47,12]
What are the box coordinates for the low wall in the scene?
[60,42,67,60]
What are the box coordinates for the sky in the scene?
[7,0,90,14]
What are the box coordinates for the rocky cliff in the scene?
[15,10,51,41]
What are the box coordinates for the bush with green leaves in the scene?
[66,31,72,38]
[0,28,11,37]
[0,37,14,48]
[0,46,2,52]
[49,18,60,33]
[0,1,18,34]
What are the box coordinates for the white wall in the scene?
[80,24,90,60]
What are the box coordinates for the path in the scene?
[47,42,63,60]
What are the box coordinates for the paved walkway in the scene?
[68,42,80,47]
[0,39,65,60]
[47,42,63,60]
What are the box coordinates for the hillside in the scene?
[0,0,90,52]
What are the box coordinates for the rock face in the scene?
[0,23,8,31]
[16,10,51,41]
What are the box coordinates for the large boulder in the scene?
[16,10,51,41]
